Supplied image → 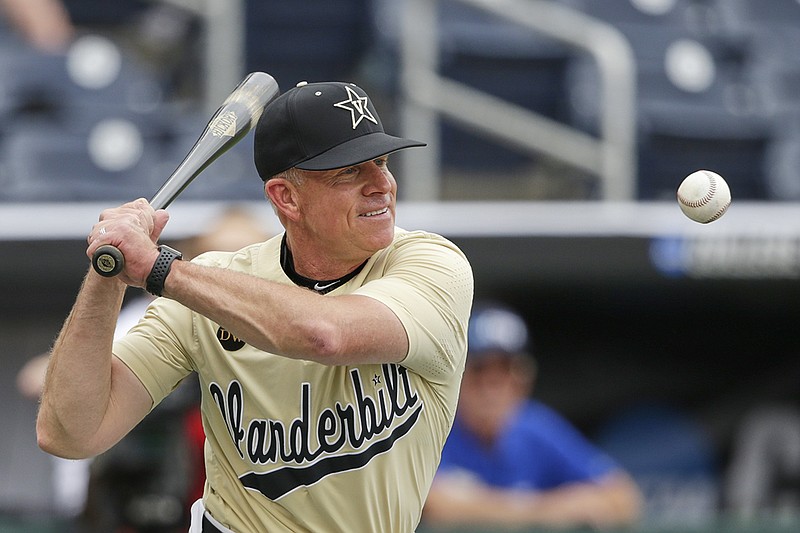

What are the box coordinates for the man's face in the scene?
[457,352,532,443]
[294,155,397,264]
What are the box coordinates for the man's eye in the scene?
[335,167,356,177]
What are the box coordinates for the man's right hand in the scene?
[86,198,170,288]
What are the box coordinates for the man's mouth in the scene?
[360,207,389,218]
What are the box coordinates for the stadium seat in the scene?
[435,0,575,173]
[571,0,721,30]
[0,35,164,131]
[638,116,769,200]
[0,116,165,202]
[636,29,771,199]
[365,0,578,177]
[567,20,770,199]
[715,0,800,36]
[439,51,571,172]
[0,30,172,204]
[563,0,778,199]
[0,45,70,125]
[61,0,150,27]
[244,0,374,86]
[707,0,800,199]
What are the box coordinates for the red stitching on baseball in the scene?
[678,173,716,208]
[706,198,731,222]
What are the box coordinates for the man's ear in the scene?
[265,179,301,221]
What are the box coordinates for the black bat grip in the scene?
[92,244,125,277]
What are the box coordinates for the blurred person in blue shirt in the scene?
[424,302,643,530]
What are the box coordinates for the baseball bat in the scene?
[92,71,280,277]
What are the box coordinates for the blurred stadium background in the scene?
[1,0,799,532]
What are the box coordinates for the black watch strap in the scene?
[146,245,183,296]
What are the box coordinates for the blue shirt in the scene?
[438,400,619,490]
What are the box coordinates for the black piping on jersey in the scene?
[280,234,367,294]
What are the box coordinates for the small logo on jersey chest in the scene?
[217,327,245,351]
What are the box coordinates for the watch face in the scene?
[160,245,183,260]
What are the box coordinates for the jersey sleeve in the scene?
[112,296,196,409]
[354,231,474,383]
[112,245,266,407]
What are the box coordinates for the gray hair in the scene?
[273,167,306,185]
[265,167,307,215]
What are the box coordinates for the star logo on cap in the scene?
[334,85,378,129]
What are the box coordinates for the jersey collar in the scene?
[280,234,367,294]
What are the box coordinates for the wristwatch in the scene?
[146,245,183,296]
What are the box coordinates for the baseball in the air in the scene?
[676,170,731,224]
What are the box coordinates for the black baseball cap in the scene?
[254,81,426,180]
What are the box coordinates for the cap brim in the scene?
[296,132,426,171]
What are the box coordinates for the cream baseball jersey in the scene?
[113,228,473,532]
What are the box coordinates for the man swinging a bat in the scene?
[36,79,474,532]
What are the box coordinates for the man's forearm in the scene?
[162,259,408,366]
[37,270,126,458]
[520,474,644,528]
[425,473,643,529]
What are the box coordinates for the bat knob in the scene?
[92,244,125,277]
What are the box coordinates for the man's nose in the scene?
[363,162,392,193]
